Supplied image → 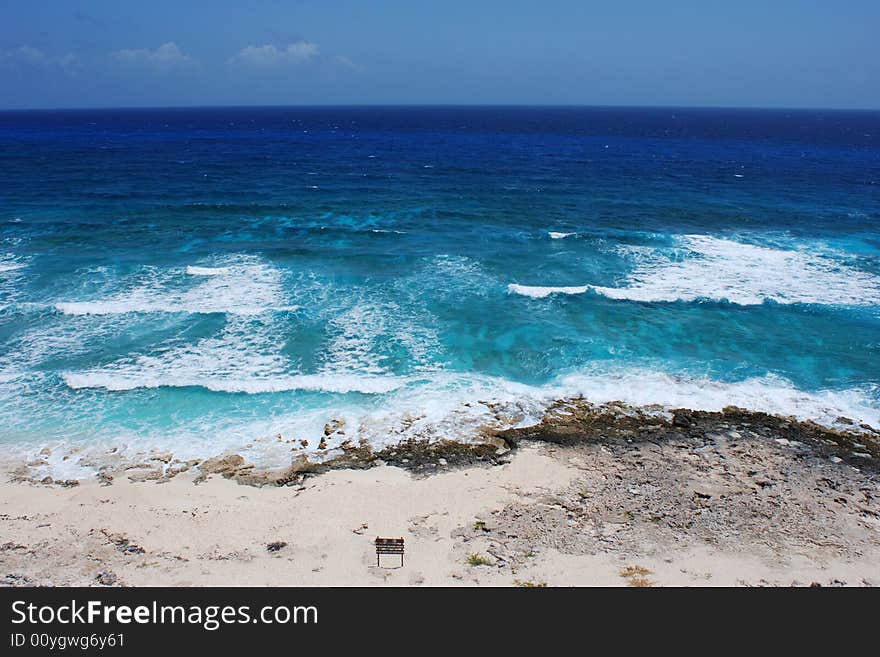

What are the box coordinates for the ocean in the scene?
[1,106,879,474]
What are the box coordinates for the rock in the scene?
[836,416,855,425]
[40,476,53,485]
[166,462,193,477]
[287,454,319,474]
[691,482,729,499]
[95,571,117,586]
[100,531,145,555]
[127,468,163,482]
[323,419,345,436]
[830,456,843,464]
[199,454,245,475]
[266,541,288,552]
[479,435,510,456]
[727,431,742,439]
[62,447,82,461]
[672,409,693,428]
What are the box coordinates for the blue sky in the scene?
[1,1,878,109]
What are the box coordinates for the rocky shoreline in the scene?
[6,399,878,489]
[2,399,879,586]
[500,400,879,467]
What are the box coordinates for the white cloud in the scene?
[112,42,193,68]
[1,45,45,64]
[229,41,320,67]
[333,55,362,71]
[0,46,80,73]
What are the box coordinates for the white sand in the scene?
[2,443,878,586]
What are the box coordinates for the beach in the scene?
[3,402,878,587]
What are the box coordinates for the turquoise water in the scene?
[1,106,879,468]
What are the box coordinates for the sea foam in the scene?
[56,256,298,316]
[45,367,880,472]
[61,371,403,395]
[185,265,232,276]
[56,301,432,396]
[0,253,25,272]
[510,235,880,306]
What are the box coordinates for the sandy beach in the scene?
[2,402,879,587]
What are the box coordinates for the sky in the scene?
[1,1,878,110]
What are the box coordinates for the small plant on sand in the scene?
[467,552,492,567]
[473,520,488,532]
[627,577,653,587]
[619,565,654,587]
[513,579,547,587]
[619,565,651,578]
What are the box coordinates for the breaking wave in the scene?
[510,235,880,306]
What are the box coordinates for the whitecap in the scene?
[0,253,25,272]
[551,369,880,428]
[61,371,403,395]
[507,283,590,299]
[319,300,443,375]
[55,255,298,316]
[185,265,231,276]
[548,231,575,239]
[510,234,880,306]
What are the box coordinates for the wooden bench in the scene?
[375,537,405,567]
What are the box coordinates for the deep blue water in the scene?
[1,106,879,469]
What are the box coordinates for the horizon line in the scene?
[1,102,879,113]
